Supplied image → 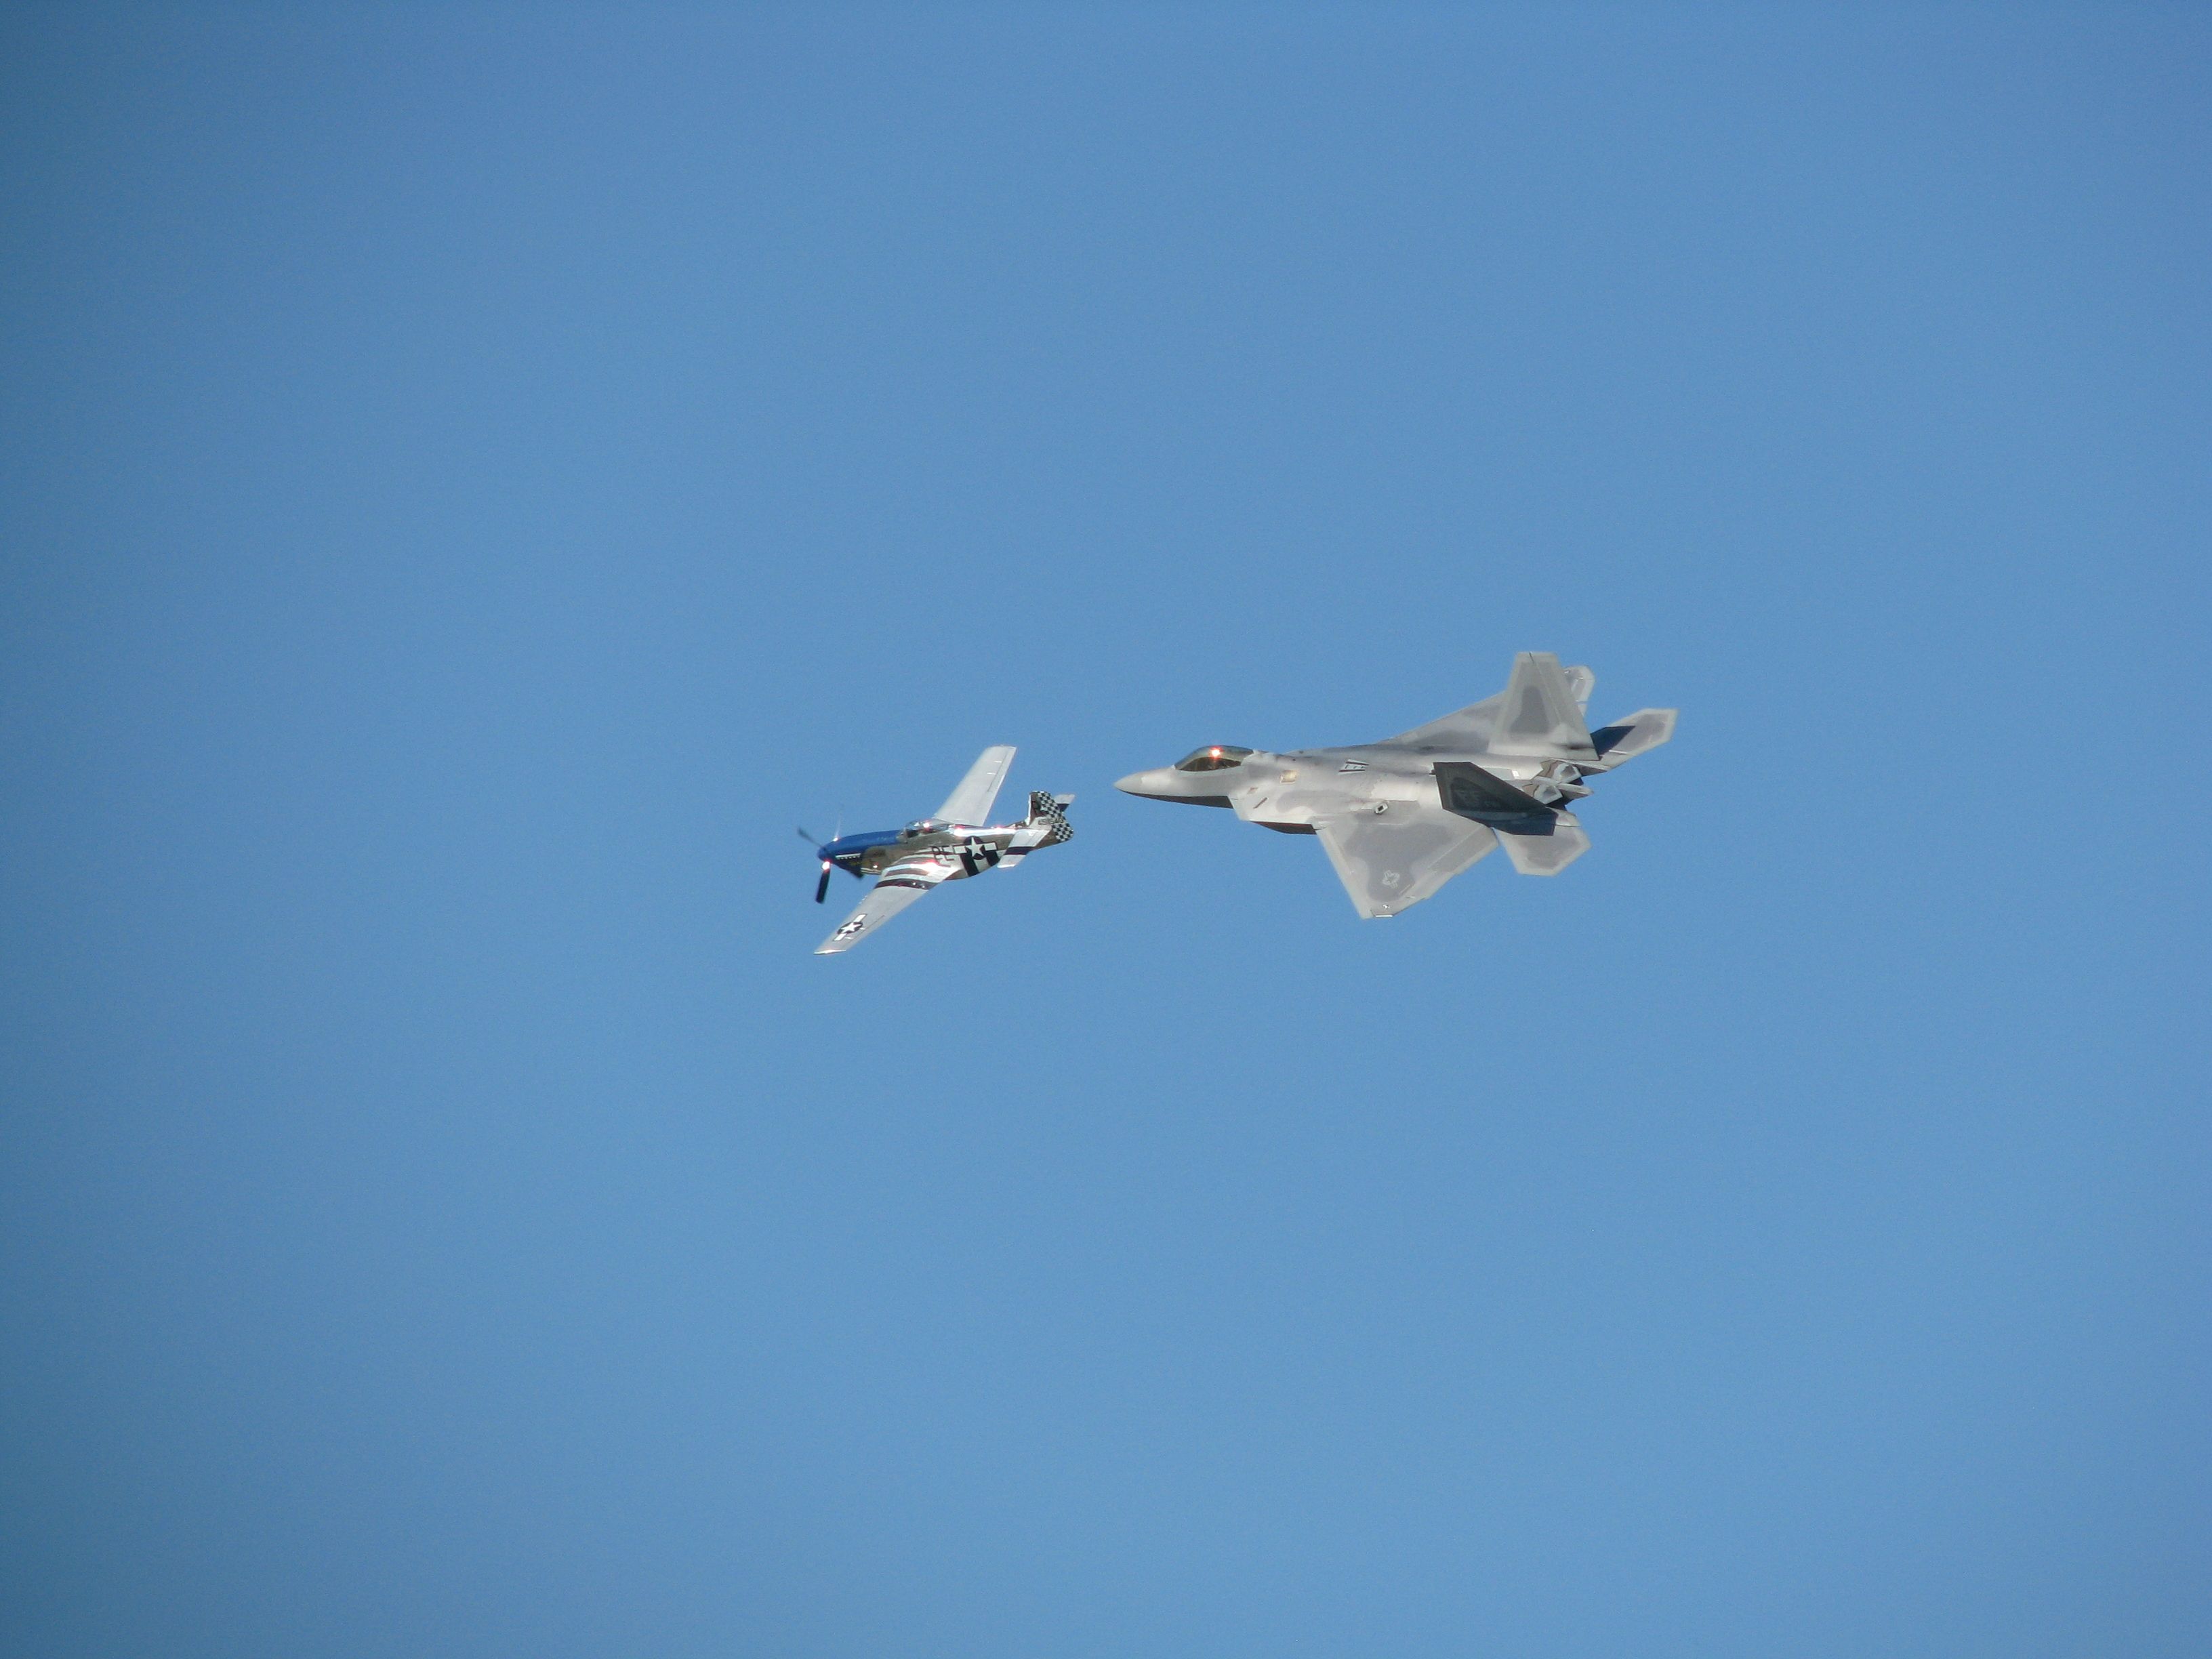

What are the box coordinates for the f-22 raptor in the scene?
[803,745,1074,954]
[1116,653,1675,918]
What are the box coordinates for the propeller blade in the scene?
[815,862,832,904]
[797,826,821,847]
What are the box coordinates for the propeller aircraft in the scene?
[802,745,1074,955]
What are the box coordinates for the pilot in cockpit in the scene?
[1173,745,1254,773]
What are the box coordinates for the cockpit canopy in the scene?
[899,819,947,840]
[1174,745,1254,773]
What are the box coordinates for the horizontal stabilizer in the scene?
[1492,811,1590,876]
[1589,708,1677,765]
[1001,791,1075,868]
[1433,761,1551,823]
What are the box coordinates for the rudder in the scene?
[1000,792,1074,868]
[1488,653,1599,760]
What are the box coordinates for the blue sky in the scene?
[2,7,2206,1656]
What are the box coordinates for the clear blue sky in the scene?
[3,7,2205,1656]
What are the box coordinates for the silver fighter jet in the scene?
[803,745,1075,954]
[1115,653,1675,918]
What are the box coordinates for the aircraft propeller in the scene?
[798,824,847,903]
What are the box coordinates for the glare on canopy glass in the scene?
[1174,746,1253,773]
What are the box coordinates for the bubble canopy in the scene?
[1174,746,1253,773]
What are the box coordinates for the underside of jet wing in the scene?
[1312,806,1498,918]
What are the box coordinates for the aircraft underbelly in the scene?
[1232,769,1429,825]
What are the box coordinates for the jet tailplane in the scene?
[1589,708,1678,765]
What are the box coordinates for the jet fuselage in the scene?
[1112,654,1676,916]
[1115,744,1595,834]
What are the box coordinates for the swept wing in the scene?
[1313,806,1498,918]
[935,745,1016,825]
[815,853,960,954]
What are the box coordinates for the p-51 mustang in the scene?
[1116,653,1675,918]
[802,745,1074,955]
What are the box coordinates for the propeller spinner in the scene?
[798,825,842,903]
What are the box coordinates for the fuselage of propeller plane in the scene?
[811,816,1025,884]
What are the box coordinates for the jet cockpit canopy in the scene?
[1174,745,1253,773]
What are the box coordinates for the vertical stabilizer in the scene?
[1000,792,1074,868]
[1488,653,1598,760]
[1563,664,1595,713]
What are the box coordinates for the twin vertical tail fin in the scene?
[1489,652,1601,760]
[1000,792,1075,869]
[1490,654,1681,779]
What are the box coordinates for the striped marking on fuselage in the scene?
[955,839,1004,878]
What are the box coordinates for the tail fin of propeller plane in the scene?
[1000,792,1075,869]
